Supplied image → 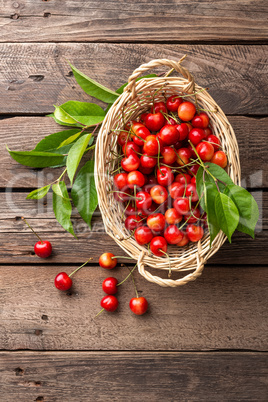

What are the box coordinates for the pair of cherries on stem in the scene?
[98,252,148,316]
[22,217,52,258]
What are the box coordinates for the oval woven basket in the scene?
[95,56,241,287]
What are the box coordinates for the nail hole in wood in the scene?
[34,329,43,336]
[28,75,44,82]
[44,12,51,17]
[41,314,48,321]
[10,13,19,19]
[66,71,73,77]
[14,367,24,376]
[35,397,44,401]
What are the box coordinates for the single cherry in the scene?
[127,171,145,188]
[22,217,52,258]
[188,128,206,146]
[173,197,190,215]
[211,150,227,168]
[135,226,153,245]
[176,148,192,166]
[157,166,174,187]
[150,236,168,257]
[144,112,165,132]
[129,297,148,315]
[196,142,214,161]
[166,95,183,112]
[150,185,168,204]
[121,153,140,172]
[206,134,221,152]
[114,172,128,190]
[125,215,143,231]
[144,135,161,156]
[159,125,179,146]
[147,213,166,233]
[165,208,182,225]
[164,225,184,245]
[186,224,204,242]
[175,123,189,141]
[99,253,117,269]
[191,112,210,128]
[185,183,199,202]
[178,101,196,121]
[151,101,167,114]
[102,277,118,295]
[101,295,119,312]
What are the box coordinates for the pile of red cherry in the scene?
[113,95,227,255]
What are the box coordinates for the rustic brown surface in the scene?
[0,352,267,402]
[1,0,268,42]
[1,115,267,188]
[0,265,267,351]
[0,44,267,115]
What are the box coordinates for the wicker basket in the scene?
[95,56,241,287]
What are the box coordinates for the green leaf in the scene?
[215,192,239,243]
[224,184,259,239]
[204,181,221,246]
[67,133,92,185]
[52,182,67,199]
[205,162,234,192]
[52,181,76,237]
[70,63,119,103]
[26,185,51,200]
[49,113,84,128]
[35,128,81,152]
[71,160,98,229]
[54,101,105,127]
[7,146,65,168]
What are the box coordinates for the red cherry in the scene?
[150,185,168,204]
[125,120,139,131]
[188,163,199,177]
[186,224,204,242]
[206,135,221,152]
[157,166,174,187]
[131,124,151,146]
[34,240,52,258]
[203,127,213,137]
[129,297,148,315]
[165,208,182,225]
[161,147,177,165]
[139,165,154,175]
[191,177,196,184]
[139,113,148,124]
[114,172,128,190]
[140,153,157,169]
[178,102,196,121]
[121,153,140,172]
[125,204,136,216]
[151,101,167,114]
[136,191,152,211]
[135,226,153,245]
[173,197,190,215]
[184,208,201,223]
[125,215,143,231]
[196,142,214,161]
[144,135,161,156]
[175,173,191,185]
[54,272,72,291]
[147,213,166,232]
[185,183,199,202]
[144,112,165,132]
[114,188,132,203]
[176,232,189,247]
[150,236,168,257]
[159,125,179,146]
[188,128,206,146]
[102,277,118,295]
[175,123,189,141]
[176,148,192,166]
[101,295,119,312]
[191,112,210,128]
[166,95,183,112]
[211,151,227,168]
[166,116,177,125]
[148,175,158,185]
[117,130,129,147]
[164,225,183,245]
[123,142,141,157]
[99,253,117,269]
[127,171,145,188]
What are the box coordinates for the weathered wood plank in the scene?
[0,352,267,402]
[0,266,267,351]
[0,0,268,42]
[0,44,267,115]
[1,116,267,188]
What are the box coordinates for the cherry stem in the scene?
[94,307,105,318]
[117,264,137,286]
[69,257,93,277]
[111,256,134,260]
[123,264,139,298]
[156,137,164,176]
[21,217,43,243]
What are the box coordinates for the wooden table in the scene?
[0,1,267,400]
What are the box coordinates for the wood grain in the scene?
[1,115,267,188]
[0,44,267,115]
[0,265,267,351]
[0,352,267,402]
[0,0,268,42]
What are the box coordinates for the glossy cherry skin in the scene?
[203,127,213,138]
[139,165,154,175]
[34,241,52,258]
[151,101,167,114]
[176,232,189,247]
[136,191,152,211]
[129,297,148,315]
[127,171,145,188]
[125,204,136,216]
[157,166,174,187]
[159,125,179,146]
[114,172,128,190]
[206,135,221,152]
[184,208,201,223]
[186,224,204,242]
[54,272,72,291]
[150,236,168,257]
[196,142,214,161]
[166,95,183,112]
[191,177,196,184]
[175,123,189,141]
[101,295,119,312]
[144,112,165,132]
[161,147,177,165]
[211,151,227,168]
[176,148,192,166]
[185,183,199,202]
[164,225,184,245]
[131,124,151,146]
[123,142,141,157]
[175,173,192,185]
[188,128,206,146]
[117,130,129,147]
[139,113,148,124]
[168,182,185,199]
[140,154,157,169]
[191,112,210,129]
[178,101,196,121]
[144,135,160,156]
[188,163,199,177]
[121,153,140,172]
[147,213,166,232]
[165,208,182,225]
[173,197,190,215]
[150,185,168,204]
[125,215,143,231]
[102,277,118,295]
[99,253,117,269]
[135,226,153,245]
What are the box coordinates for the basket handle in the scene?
[124,55,195,99]
[137,241,205,288]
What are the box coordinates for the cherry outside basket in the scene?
[95,56,241,287]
